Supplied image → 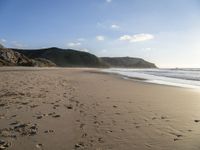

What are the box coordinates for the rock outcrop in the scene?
[0,48,33,66]
[0,47,56,67]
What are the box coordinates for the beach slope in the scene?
[0,67,200,150]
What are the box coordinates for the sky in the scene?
[0,0,200,68]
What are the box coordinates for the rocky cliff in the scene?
[0,47,56,67]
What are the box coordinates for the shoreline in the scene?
[1,66,200,89]
[90,69,198,90]
[101,69,200,90]
[1,67,200,150]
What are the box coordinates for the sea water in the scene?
[103,68,200,88]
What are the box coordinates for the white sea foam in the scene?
[102,68,200,88]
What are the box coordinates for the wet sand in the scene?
[1,67,200,150]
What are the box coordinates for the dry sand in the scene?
[1,67,200,150]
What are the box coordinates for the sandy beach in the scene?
[1,67,200,150]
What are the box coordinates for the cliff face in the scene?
[0,48,33,66]
[0,47,56,67]
[0,44,4,49]
[101,57,157,68]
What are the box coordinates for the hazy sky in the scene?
[0,0,200,68]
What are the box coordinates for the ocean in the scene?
[103,68,200,88]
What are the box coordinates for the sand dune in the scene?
[1,67,200,150]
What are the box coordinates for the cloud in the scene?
[97,22,120,30]
[97,22,106,29]
[0,39,6,47]
[144,48,152,51]
[119,33,154,42]
[77,38,85,42]
[106,0,112,3]
[80,48,89,52]
[68,42,81,47]
[11,41,26,48]
[111,24,120,29]
[96,35,105,41]
[101,49,107,53]
[0,39,6,43]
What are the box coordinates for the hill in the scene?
[13,47,107,67]
[101,57,157,68]
[0,46,157,68]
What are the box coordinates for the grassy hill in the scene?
[6,47,157,68]
[101,57,157,68]
[13,47,107,67]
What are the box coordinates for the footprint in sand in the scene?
[94,121,100,125]
[80,123,85,129]
[161,116,168,120]
[107,130,113,133]
[55,100,61,103]
[64,104,73,109]
[0,139,11,149]
[9,121,19,126]
[36,143,43,149]
[81,133,87,138]
[30,104,39,108]
[112,120,116,125]
[79,104,84,108]
[44,130,54,134]
[17,106,22,109]
[0,103,6,107]
[53,104,60,109]
[135,125,140,128]
[176,134,183,138]
[174,138,181,141]
[74,142,85,149]
[52,114,61,118]
[170,132,183,141]
[152,117,157,120]
[0,115,5,119]
[194,120,200,123]
[98,137,104,143]
[48,112,55,116]
[145,143,152,148]
[10,115,17,118]
[36,116,43,119]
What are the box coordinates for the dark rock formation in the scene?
[0,47,33,66]
[0,47,56,67]
[0,44,4,49]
